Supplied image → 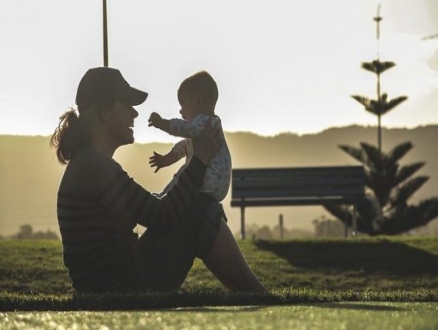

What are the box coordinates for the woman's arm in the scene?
[95,153,205,232]
[96,122,218,231]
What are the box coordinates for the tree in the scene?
[324,7,438,235]
[351,6,408,153]
[312,216,345,237]
[15,224,33,239]
[13,224,59,240]
[324,142,438,235]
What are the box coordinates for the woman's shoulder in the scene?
[63,147,125,191]
[71,147,122,171]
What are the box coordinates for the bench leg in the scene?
[344,207,348,238]
[240,206,246,240]
[352,204,357,237]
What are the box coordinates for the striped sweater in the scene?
[57,146,206,290]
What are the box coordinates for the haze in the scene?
[1,0,437,144]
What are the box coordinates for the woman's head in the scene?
[75,67,147,114]
[51,67,148,164]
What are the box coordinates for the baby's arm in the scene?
[149,113,217,139]
[169,115,215,139]
[149,151,177,173]
[148,112,170,132]
[149,140,188,173]
[171,139,189,159]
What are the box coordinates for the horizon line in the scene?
[1,123,437,143]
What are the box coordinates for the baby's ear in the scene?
[195,93,203,105]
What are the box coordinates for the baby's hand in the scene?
[149,151,165,173]
[148,112,162,128]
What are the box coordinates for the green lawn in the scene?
[2,303,438,330]
[1,237,437,310]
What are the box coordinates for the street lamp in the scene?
[103,0,108,66]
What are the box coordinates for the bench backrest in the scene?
[231,166,365,206]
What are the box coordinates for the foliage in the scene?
[351,93,408,117]
[325,142,438,235]
[312,216,346,237]
[335,25,438,234]
[234,223,313,240]
[352,59,408,121]
[10,224,59,240]
[361,60,395,74]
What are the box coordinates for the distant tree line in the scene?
[233,215,438,240]
[234,216,346,240]
[0,224,59,240]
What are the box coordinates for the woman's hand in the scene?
[192,119,219,165]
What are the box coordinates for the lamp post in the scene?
[103,0,108,66]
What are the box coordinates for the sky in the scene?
[1,0,437,143]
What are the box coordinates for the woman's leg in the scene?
[129,226,195,291]
[202,219,267,293]
[128,194,266,293]
[128,193,214,291]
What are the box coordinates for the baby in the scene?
[148,71,231,202]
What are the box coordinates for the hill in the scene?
[1,125,437,236]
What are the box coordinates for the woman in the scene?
[51,67,266,293]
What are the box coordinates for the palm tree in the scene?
[351,60,408,153]
[351,6,408,153]
[324,142,438,235]
[325,6,438,235]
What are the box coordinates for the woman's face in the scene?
[105,101,139,147]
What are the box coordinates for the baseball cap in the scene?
[75,67,148,113]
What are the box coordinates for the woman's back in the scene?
[57,147,137,291]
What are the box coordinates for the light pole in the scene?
[103,0,108,66]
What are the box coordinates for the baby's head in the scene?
[177,71,218,120]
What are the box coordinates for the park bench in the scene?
[230,166,366,239]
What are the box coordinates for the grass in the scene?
[1,289,437,311]
[1,237,437,311]
[2,303,438,330]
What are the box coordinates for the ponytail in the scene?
[50,108,91,165]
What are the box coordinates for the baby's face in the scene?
[178,91,199,120]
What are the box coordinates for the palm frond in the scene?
[385,96,408,112]
[351,95,378,115]
[393,162,425,186]
[370,95,408,116]
[323,196,381,235]
[360,143,382,169]
[411,197,438,224]
[338,145,366,164]
[323,204,349,225]
[355,194,382,233]
[381,197,438,234]
[391,176,429,206]
[387,142,413,163]
[361,60,396,74]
